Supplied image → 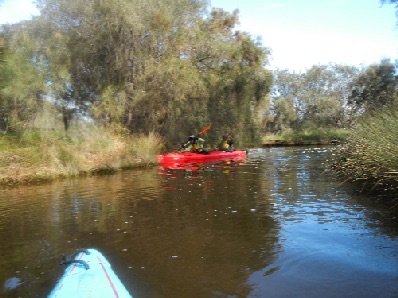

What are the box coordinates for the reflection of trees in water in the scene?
[259,147,339,210]
[0,185,68,296]
[0,161,279,297]
[346,191,398,237]
[2,148,397,297]
[258,147,398,237]
[122,164,281,297]
[0,169,162,297]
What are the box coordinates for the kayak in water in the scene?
[48,248,132,298]
[157,150,247,166]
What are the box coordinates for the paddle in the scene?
[197,124,211,136]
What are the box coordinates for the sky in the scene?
[210,0,398,71]
[1,0,398,72]
[0,0,39,24]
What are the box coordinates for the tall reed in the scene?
[333,108,398,193]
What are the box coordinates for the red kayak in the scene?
[157,150,247,166]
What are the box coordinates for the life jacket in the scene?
[219,134,234,151]
[221,140,229,149]
[193,138,204,152]
[185,137,204,152]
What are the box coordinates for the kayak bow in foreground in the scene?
[48,248,132,298]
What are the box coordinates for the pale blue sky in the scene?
[210,0,398,71]
[1,0,397,71]
[0,0,38,24]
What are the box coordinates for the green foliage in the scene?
[348,59,398,113]
[91,86,127,125]
[2,0,396,155]
[30,0,272,148]
[381,0,398,11]
[2,0,270,152]
[284,128,348,143]
[0,25,47,133]
[270,64,360,135]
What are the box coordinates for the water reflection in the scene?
[139,164,281,297]
[0,162,280,297]
[0,147,397,298]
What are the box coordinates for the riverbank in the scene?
[0,128,344,186]
[262,129,347,146]
[0,125,163,186]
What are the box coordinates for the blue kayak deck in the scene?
[48,249,132,298]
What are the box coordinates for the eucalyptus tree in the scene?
[300,64,359,128]
[0,0,268,148]
[348,59,398,114]
[32,0,272,147]
[0,22,48,133]
[191,8,273,146]
[35,0,211,133]
[270,64,359,134]
[270,69,302,133]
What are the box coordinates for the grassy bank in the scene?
[262,128,348,146]
[0,124,163,185]
[332,109,398,200]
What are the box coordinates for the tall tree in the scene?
[270,64,359,134]
[0,23,48,133]
[348,59,398,113]
[2,0,273,147]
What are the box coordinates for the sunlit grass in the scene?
[0,123,164,185]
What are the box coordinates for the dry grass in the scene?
[0,123,164,185]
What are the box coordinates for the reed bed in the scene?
[332,109,398,194]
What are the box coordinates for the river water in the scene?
[0,147,397,298]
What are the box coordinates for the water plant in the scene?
[332,108,398,196]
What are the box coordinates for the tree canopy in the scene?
[0,0,273,149]
[2,0,397,149]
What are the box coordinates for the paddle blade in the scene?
[198,124,211,135]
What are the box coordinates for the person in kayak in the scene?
[183,135,208,154]
[219,133,234,152]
